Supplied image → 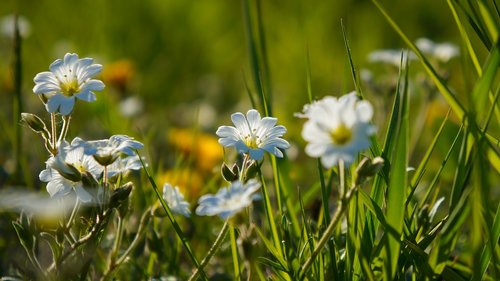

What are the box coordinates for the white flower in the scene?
[75,135,144,166]
[298,92,376,168]
[196,179,261,219]
[33,53,105,115]
[368,49,416,66]
[216,109,290,160]
[39,139,103,203]
[1,15,31,38]
[107,154,144,178]
[162,183,191,218]
[415,38,459,62]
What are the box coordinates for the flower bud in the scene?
[244,160,259,182]
[221,162,239,182]
[355,156,384,185]
[109,182,133,209]
[53,162,82,182]
[21,113,50,137]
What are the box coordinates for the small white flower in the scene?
[39,139,103,203]
[416,38,459,62]
[162,183,191,218]
[107,154,144,178]
[216,109,290,160]
[196,179,261,219]
[75,135,143,166]
[368,49,416,66]
[33,53,105,115]
[1,15,31,38]
[298,92,376,168]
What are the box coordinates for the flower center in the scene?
[243,134,260,149]
[60,78,80,97]
[330,123,352,145]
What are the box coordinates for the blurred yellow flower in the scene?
[102,59,135,93]
[158,168,203,200]
[168,128,223,173]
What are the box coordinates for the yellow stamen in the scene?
[60,78,80,97]
[330,123,352,145]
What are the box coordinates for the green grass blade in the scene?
[472,40,500,117]
[383,53,409,280]
[478,202,500,279]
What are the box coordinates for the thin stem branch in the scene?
[50,113,57,155]
[188,220,230,281]
[299,187,356,280]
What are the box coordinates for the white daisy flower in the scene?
[196,179,260,219]
[74,135,143,166]
[298,92,376,168]
[216,109,290,161]
[39,139,103,203]
[162,183,191,218]
[415,38,459,62]
[33,53,105,115]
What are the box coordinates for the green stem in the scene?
[50,113,57,155]
[257,169,283,257]
[188,221,230,281]
[230,225,241,280]
[137,153,207,280]
[299,187,356,280]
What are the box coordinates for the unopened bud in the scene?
[355,156,384,185]
[109,182,133,209]
[21,113,50,137]
[221,163,239,182]
[244,160,259,182]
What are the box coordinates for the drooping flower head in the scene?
[298,92,376,168]
[74,135,144,166]
[216,109,290,161]
[39,138,103,203]
[33,53,105,115]
[106,154,144,179]
[162,183,191,218]
[196,179,261,219]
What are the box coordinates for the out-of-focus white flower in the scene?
[75,135,143,166]
[368,49,416,66]
[162,183,191,218]
[107,154,144,178]
[416,38,459,62]
[196,179,261,219]
[119,96,144,118]
[1,15,31,38]
[298,92,376,168]
[216,109,289,161]
[33,53,105,115]
[39,139,103,203]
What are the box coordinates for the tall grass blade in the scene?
[383,53,409,280]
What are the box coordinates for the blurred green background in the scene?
[0,0,463,174]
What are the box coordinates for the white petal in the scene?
[75,186,93,203]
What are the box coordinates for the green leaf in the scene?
[383,53,409,280]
